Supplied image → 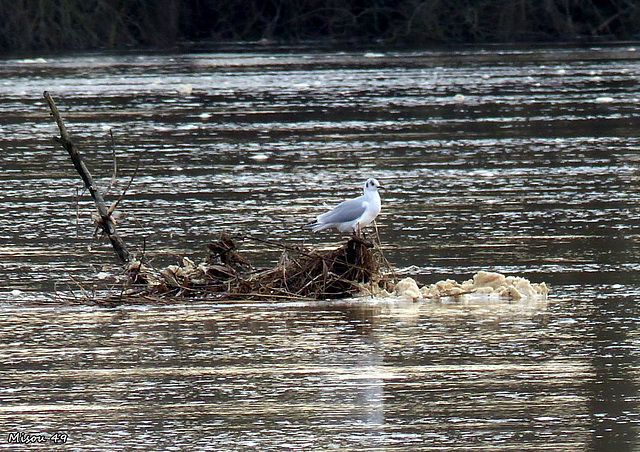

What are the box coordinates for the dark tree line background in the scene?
[1,0,639,53]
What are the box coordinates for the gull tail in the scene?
[303,221,326,232]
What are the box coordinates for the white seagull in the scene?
[305,178,382,234]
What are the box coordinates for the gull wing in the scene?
[317,196,367,224]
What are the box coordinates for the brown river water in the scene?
[0,46,639,450]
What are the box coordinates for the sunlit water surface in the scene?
[0,46,639,450]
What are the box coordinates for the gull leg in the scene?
[353,222,362,237]
[371,220,380,243]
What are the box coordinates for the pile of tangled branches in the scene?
[105,232,391,305]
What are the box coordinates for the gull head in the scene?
[363,178,381,193]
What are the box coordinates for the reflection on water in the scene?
[0,47,639,450]
[0,298,637,451]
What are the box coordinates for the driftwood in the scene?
[108,232,388,305]
[44,91,131,263]
[241,235,380,299]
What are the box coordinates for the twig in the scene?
[240,234,317,259]
[74,186,79,239]
[44,91,131,264]
[106,129,117,195]
[107,158,140,216]
[67,274,93,302]
[294,272,324,295]
[372,220,397,283]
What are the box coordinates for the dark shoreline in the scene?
[2,1,639,55]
